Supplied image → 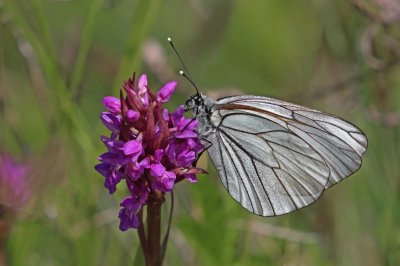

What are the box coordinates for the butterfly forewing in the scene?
[203,95,367,216]
[215,95,367,189]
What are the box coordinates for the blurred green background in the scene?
[1,0,400,265]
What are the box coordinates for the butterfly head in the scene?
[185,94,203,112]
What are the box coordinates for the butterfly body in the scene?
[186,93,368,217]
[186,93,216,138]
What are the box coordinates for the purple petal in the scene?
[175,130,198,139]
[125,162,143,181]
[127,182,150,204]
[139,157,150,168]
[177,150,195,167]
[100,112,121,133]
[162,171,176,191]
[138,74,148,93]
[95,162,112,177]
[138,74,149,106]
[119,210,138,231]
[118,196,141,230]
[154,149,165,162]
[157,81,176,103]
[123,140,142,157]
[100,136,124,152]
[153,171,176,192]
[178,118,198,131]
[165,140,200,167]
[95,161,122,194]
[98,152,120,164]
[172,105,184,125]
[184,173,198,183]
[163,108,170,122]
[126,110,140,122]
[187,138,204,153]
[139,157,151,168]
[150,163,166,177]
[104,168,122,194]
[166,142,178,164]
[102,96,121,115]
[140,94,149,106]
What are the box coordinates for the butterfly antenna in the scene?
[167,37,200,95]
[179,70,200,94]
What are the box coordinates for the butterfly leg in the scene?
[181,117,197,131]
[194,137,213,167]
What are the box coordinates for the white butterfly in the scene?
[185,93,367,216]
[169,37,368,216]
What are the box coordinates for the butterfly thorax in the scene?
[185,93,216,137]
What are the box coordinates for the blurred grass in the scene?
[1,0,400,265]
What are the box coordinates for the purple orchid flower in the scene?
[95,73,204,231]
[0,153,31,209]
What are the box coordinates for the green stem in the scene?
[137,209,151,266]
[160,191,174,263]
[147,196,162,266]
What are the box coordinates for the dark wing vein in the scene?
[270,167,298,208]
[216,133,229,192]
[306,131,353,173]
[219,128,273,168]
[222,135,264,214]
[272,150,321,198]
[218,132,255,213]
[251,158,276,215]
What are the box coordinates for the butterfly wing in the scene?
[205,95,367,216]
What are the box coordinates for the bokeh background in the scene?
[1,0,400,265]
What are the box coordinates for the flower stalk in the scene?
[147,200,162,266]
[137,209,150,264]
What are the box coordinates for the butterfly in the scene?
[168,38,368,216]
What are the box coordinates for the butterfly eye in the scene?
[184,98,195,112]
[194,96,202,105]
